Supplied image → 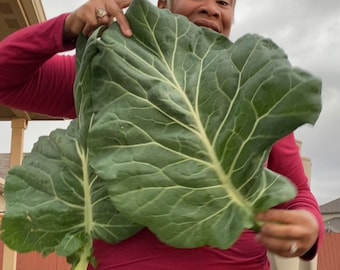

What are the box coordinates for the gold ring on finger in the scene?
[289,241,298,255]
[96,8,108,18]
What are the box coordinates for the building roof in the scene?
[0,0,46,38]
[320,198,340,214]
[320,198,340,233]
[318,233,340,270]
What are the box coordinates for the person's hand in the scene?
[255,209,319,257]
[64,0,132,42]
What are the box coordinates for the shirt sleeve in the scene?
[0,13,77,119]
[267,133,324,260]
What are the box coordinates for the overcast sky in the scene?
[1,0,339,205]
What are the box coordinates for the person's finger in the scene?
[115,9,132,36]
[105,0,132,37]
[257,209,298,224]
[256,234,301,257]
[82,14,99,36]
[260,221,303,239]
[116,0,132,10]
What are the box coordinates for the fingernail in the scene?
[125,28,132,37]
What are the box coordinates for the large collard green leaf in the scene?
[1,120,142,269]
[0,0,322,267]
[81,0,322,249]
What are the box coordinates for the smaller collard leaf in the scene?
[81,0,321,249]
[1,120,142,269]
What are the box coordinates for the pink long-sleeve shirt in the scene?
[0,14,323,270]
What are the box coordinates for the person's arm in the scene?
[0,14,77,118]
[0,0,133,119]
[259,133,324,259]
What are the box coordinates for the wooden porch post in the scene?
[2,118,27,270]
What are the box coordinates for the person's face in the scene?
[158,0,235,37]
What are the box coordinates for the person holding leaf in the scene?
[0,0,323,269]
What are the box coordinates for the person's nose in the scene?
[198,0,221,18]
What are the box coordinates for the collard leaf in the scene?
[79,0,322,249]
[1,0,322,267]
[1,121,141,269]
